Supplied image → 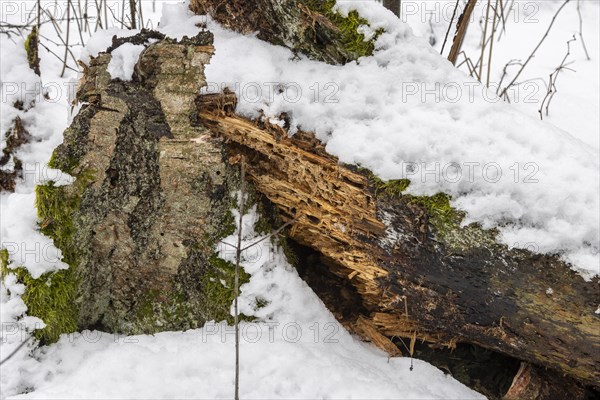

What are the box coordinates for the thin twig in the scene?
[496,0,507,40]
[479,0,492,82]
[496,58,522,96]
[456,51,479,79]
[240,217,299,252]
[539,36,576,119]
[104,0,109,29]
[94,0,103,31]
[498,0,571,98]
[61,0,72,78]
[106,5,129,29]
[576,0,591,60]
[499,0,516,40]
[36,0,41,30]
[486,0,500,87]
[83,0,90,33]
[440,0,460,56]
[37,39,79,72]
[138,0,145,29]
[0,337,32,366]
[234,158,245,400]
[69,0,86,47]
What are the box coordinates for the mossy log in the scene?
[197,91,600,394]
[190,0,381,64]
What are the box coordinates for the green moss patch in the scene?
[368,172,411,198]
[364,168,497,250]
[198,254,252,324]
[1,263,78,344]
[7,170,95,343]
[408,192,458,236]
[24,27,40,75]
[1,248,78,344]
[304,0,384,58]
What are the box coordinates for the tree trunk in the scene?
[31,30,250,342]
[197,91,600,395]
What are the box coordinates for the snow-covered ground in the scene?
[4,205,482,399]
[401,0,600,150]
[1,0,599,398]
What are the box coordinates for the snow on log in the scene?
[198,90,600,391]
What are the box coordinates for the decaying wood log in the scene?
[197,91,600,395]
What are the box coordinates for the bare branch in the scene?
[478,0,492,82]
[539,35,577,120]
[576,0,591,61]
[448,0,478,65]
[0,337,32,366]
[440,0,460,56]
[498,0,571,98]
[486,0,500,87]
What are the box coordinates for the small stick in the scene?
[499,0,571,98]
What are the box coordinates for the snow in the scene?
[1,36,71,399]
[401,0,600,150]
[80,27,141,65]
[106,43,146,81]
[0,39,71,278]
[9,329,481,399]
[157,1,599,278]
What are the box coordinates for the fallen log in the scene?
[197,91,600,395]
